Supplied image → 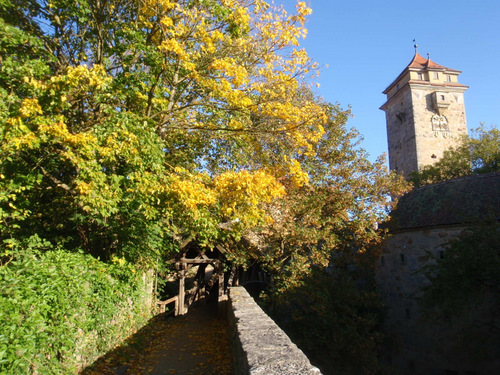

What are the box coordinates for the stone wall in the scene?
[383,82,467,178]
[377,225,500,375]
[377,173,500,375]
[377,226,465,375]
[411,86,468,169]
[227,286,321,375]
[384,84,418,175]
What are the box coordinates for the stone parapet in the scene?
[228,286,321,375]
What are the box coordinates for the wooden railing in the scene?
[156,296,179,316]
[156,280,207,316]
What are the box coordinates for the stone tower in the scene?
[380,53,468,177]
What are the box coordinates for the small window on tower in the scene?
[441,95,445,101]
[446,74,452,82]
[418,73,424,80]
[433,72,439,79]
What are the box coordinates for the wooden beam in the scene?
[157,296,179,315]
[157,296,178,306]
[180,257,218,264]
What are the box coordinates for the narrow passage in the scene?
[82,302,233,375]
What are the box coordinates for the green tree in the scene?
[253,103,409,294]
[252,103,409,374]
[469,124,500,173]
[409,124,500,188]
[0,0,326,264]
[271,267,385,375]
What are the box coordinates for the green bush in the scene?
[0,247,152,374]
[268,267,384,375]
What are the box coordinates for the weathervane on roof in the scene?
[413,39,418,54]
[427,53,431,60]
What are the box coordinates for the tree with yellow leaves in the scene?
[0,0,407,268]
[0,0,322,261]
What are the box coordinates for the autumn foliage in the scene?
[1,1,410,373]
[0,0,335,263]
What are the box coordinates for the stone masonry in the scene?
[376,173,500,375]
[227,286,321,375]
[381,53,468,177]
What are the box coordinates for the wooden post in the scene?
[217,268,228,318]
[218,271,224,302]
[178,263,186,315]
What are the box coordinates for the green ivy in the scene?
[0,245,152,374]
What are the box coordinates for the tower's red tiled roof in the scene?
[407,53,460,72]
[407,53,430,69]
[383,53,463,94]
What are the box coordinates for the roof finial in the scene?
[427,52,431,60]
[413,39,418,54]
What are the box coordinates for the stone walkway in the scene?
[82,302,233,375]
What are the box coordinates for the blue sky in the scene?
[281,0,500,162]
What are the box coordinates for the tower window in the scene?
[446,74,452,82]
[400,254,406,263]
[441,95,445,100]
[433,72,439,79]
[417,73,424,80]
